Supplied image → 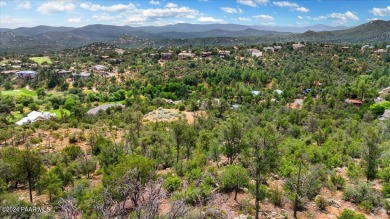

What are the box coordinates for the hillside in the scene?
[0,20,389,54]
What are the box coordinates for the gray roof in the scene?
[16,70,37,74]
[87,104,125,115]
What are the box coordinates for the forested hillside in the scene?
[0,43,390,218]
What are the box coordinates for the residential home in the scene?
[0,70,17,77]
[16,111,56,126]
[56,69,71,77]
[379,87,390,95]
[248,49,262,57]
[374,49,386,54]
[201,52,212,58]
[178,51,194,59]
[374,97,385,104]
[263,47,275,52]
[287,99,304,109]
[274,46,282,51]
[93,64,106,71]
[101,55,110,59]
[361,45,374,51]
[293,43,305,50]
[161,51,173,60]
[115,48,125,55]
[218,50,230,58]
[16,70,37,79]
[11,60,22,64]
[87,104,125,115]
[345,98,363,106]
[72,72,91,80]
[379,110,390,121]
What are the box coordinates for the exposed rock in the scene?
[327,199,341,208]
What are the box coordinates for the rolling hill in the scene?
[0,20,388,54]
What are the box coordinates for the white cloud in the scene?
[220,7,243,14]
[0,1,6,7]
[88,4,199,26]
[165,3,178,8]
[68,17,81,23]
[37,1,75,14]
[273,1,309,12]
[149,0,160,5]
[370,6,390,17]
[197,16,225,23]
[314,11,359,24]
[366,18,379,21]
[16,1,31,10]
[80,3,134,12]
[273,1,298,8]
[238,17,251,21]
[297,16,303,19]
[294,7,309,13]
[92,14,121,22]
[236,0,269,7]
[253,14,274,21]
[0,15,34,28]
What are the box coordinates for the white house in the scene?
[16,70,37,79]
[16,111,56,126]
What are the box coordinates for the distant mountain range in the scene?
[0,20,389,54]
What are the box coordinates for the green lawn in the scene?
[49,109,70,117]
[1,88,37,97]
[29,56,52,65]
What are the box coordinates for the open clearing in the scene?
[1,88,37,97]
[29,56,52,64]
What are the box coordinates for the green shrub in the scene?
[358,200,374,213]
[331,174,346,190]
[269,186,283,207]
[383,183,390,198]
[338,209,366,219]
[68,134,78,143]
[163,176,181,193]
[379,167,390,183]
[314,195,328,211]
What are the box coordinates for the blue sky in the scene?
[0,0,389,28]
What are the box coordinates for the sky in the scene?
[0,0,389,28]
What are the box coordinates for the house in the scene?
[274,46,282,51]
[87,104,125,115]
[16,70,37,79]
[56,69,71,77]
[0,70,17,77]
[100,72,112,78]
[287,99,304,109]
[93,65,106,71]
[374,49,386,54]
[379,87,390,95]
[263,47,275,52]
[101,55,110,59]
[218,50,230,58]
[251,91,260,96]
[11,60,22,64]
[374,97,385,104]
[345,98,363,106]
[274,89,283,95]
[72,72,91,79]
[248,49,262,57]
[161,51,173,60]
[115,48,125,55]
[201,52,212,58]
[293,43,305,50]
[178,51,194,59]
[386,45,390,50]
[361,45,374,51]
[379,110,390,121]
[16,111,56,126]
